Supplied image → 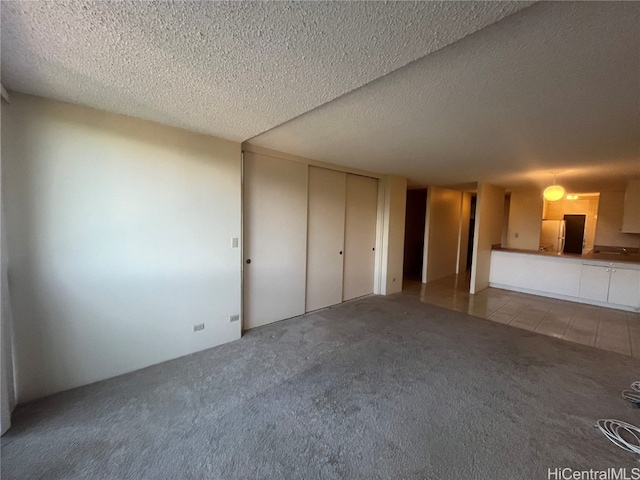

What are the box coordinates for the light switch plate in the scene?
[230,315,240,322]
[232,237,239,248]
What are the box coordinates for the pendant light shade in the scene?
[543,173,565,201]
[543,185,565,201]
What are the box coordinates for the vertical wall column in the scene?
[422,187,463,283]
[375,175,407,295]
[470,183,506,294]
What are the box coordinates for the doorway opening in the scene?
[403,188,427,281]
[466,195,477,271]
[563,214,586,254]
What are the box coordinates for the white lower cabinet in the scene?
[579,262,640,308]
[490,251,640,312]
[579,265,612,303]
[608,267,640,308]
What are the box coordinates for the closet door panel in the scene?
[343,175,378,301]
[243,152,308,329]
[306,167,346,312]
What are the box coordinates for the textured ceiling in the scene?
[1,1,532,142]
[249,2,640,189]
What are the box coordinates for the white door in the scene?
[306,167,346,312]
[343,174,378,301]
[579,264,610,302]
[243,152,308,329]
[608,268,640,308]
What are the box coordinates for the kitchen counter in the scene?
[489,248,640,312]
[492,246,640,265]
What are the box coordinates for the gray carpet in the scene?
[2,291,639,479]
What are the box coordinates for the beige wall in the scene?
[506,189,544,250]
[470,183,505,294]
[596,190,640,248]
[3,93,242,402]
[423,187,462,283]
[378,176,407,294]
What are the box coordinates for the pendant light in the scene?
[543,173,565,202]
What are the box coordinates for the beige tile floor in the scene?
[404,274,640,357]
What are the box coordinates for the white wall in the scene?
[423,187,462,283]
[470,183,505,294]
[2,94,242,403]
[377,175,407,295]
[596,190,640,248]
[506,188,544,250]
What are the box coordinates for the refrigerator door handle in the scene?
[559,221,566,253]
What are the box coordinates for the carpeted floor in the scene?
[2,291,639,479]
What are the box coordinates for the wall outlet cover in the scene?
[193,323,205,332]
[230,315,240,322]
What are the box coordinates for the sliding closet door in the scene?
[243,152,308,329]
[343,174,378,301]
[306,167,346,312]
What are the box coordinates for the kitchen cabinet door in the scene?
[579,265,610,302]
[608,268,640,308]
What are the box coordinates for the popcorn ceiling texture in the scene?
[249,2,640,188]
[0,1,531,142]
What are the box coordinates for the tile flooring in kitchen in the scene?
[404,274,640,358]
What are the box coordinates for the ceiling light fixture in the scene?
[543,173,565,202]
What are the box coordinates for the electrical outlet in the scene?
[193,323,205,332]
[229,314,240,322]
[232,237,239,248]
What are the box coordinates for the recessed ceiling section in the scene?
[0,1,532,142]
[248,2,640,188]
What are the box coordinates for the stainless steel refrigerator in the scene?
[540,219,565,253]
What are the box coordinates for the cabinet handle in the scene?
[606,269,609,272]
[612,269,616,273]
[339,251,343,255]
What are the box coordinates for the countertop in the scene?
[492,246,640,265]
